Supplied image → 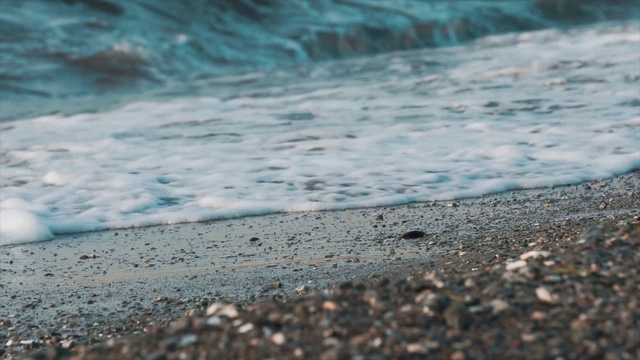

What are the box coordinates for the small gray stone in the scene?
[443,302,472,329]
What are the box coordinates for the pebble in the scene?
[170,318,192,333]
[270,332,286,346]
[206,316,222,327]
[144,351,168,360]
[401,230,426,239]
[463,278,476,288]
[178,334,197,347]
[505,260,527,271]
[443,302,471,329]
[237,323,254,334]
[59,339,75,349]
[322,301,341,312]
[530,311,547,321]
[489,299,510,314]
[406,343,428,354]
[219,305,241,319]
[535,287,556,304]
[206,303,223,316]
[520,250,551,260]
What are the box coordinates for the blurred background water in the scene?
[1,0,638,121]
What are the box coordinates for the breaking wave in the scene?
[1,0,638,120]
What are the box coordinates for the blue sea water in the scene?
[1,0,638,120]
[0,0,639,244]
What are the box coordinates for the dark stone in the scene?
[145,350,168,360]
[401,230,426,239]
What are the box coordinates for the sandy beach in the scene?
[1,170,638,359]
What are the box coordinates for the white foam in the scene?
[1,22,639,245]
[43,171,71,186]
[0,209,53,245]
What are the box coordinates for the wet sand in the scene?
[1,170,639,358]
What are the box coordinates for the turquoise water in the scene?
[1,0,638,120]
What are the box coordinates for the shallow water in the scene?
[1,19,638,245]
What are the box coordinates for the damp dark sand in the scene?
[1,170,639,359]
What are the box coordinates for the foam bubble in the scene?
[43,171,71,186]
[0,209,53,245]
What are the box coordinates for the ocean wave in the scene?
[1,0,638,120]
[1,21,639,244]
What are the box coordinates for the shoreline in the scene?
[1,170,639,358]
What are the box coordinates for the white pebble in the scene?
[271,332,286,345]
[206,303,223,316]
[506,260,527,271]
[490,299,510,314]
[237,323,254,333]
[520,250,551,260]
[535,286,556,303]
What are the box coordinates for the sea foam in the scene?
[1,23,639,245]
[0,208,53,245]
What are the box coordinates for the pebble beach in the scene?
[2,170,639,359]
